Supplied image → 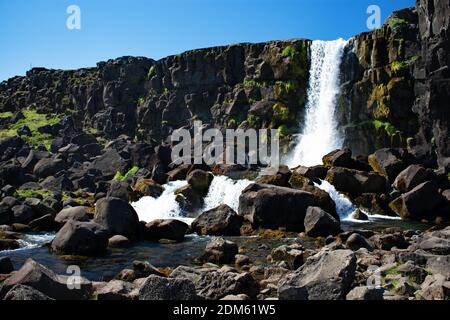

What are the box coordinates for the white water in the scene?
[287,39,348,168]
[132,176,252,224]
[202,176,253,212]
[2,233,55,253]
[316,180,401,222]
[131,180,193,224]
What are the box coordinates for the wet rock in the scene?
[350,209,369,221]
[0,256,14,274]
[51,220,109,256]
[186,169,214,194]
[94,197,141,240]
[389,181,443,220]
[12,204,36,225]
[238,183,315,231]
[346,286,385,300]
[278,249,356,300]
[144,219,189,243]
[393,164,434,193]
[139,275,197,300]
[54,206,89,225]
[191,204,243,236]
[346,233,374,252]
[29,214,58,232]
[0,259,92,300]
[3,284,53,300]
[325,167,387,197]
[0,239,20,251]
[304,206,341,237]
[292,165,328,183]
[108,235,131,248]
[200,237,238,264]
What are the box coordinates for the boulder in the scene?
[90,149,128,179]
[12,204,36,225]
[54,206,89,225]
[346,286,385,300]
[33,158,65,179]
[3,284,53,300]
[51,220,109,256]
[389,181,443,220]
[322,148,353,168]
[132,178,164,198]
[0,256,14,274]
[0,259,92,300]
[238,183,315,231]
[416,274,450,300]
[278,249,356,300]
[371,233,409,250]
[304,206,341,237]
[107,180,132,201]
[139,275,197,300]
[94,197,141,240]
[95,280,138,300]
[368,148,406,181]
[29,214,58,232]
[196,270,259,300]
[393,164,434,193]
[255,165,292,187]
[200,237,238,264]
[0,239,20,251]
[345,233,374,252]
[144,219,189,243]
[186,169,213,194]
[325,167,387,197]
[292,165,328,182]
[108,235,131,248]
[191,204,243,236]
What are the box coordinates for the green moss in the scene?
[137,97,145,106]
[114,166,140,182]
[15,188,53,199]
[371,119,401,137]
[388,18,408,33]
[0,111,13,119]
[369,84,391,119]
[277,124,288,137]
[272,103,290,124]
[243,79,263,89]
[0,109,60,150]
[147,66,156,79]
[247,114,261,128]
[282,46,297,58]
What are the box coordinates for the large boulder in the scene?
[3,284,53,300]
[393,164,434,193]
[33,158,65,179]
[325,167,387,197]
[144,219,189,243]
[278,249,356,300]
[389,181,443,220]
[54,206,89,225]
[94,197,141,240]
[51,220,109,256]
[368,148,406,181]
[0,259,92,300]
[186,169,213,194]
[90,149,129,179]
[238,183,316,231]
[0,256,14,274]
[199,237,238,264]
[304,206,341,237]
[95,280,138,300]
[191,204,243,236]
[139,275,197,300]
[11,204,37,225]
[268,244,304,270]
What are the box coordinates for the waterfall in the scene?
[132,176,252,224]
[202,175,253,212]
[287,39,348,168]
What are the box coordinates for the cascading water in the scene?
[132,176,252,224]
[287,39,348,168]
[202,175,253,212]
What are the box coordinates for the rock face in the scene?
[94,197,141,240]
[51,220,109,256]
[238,183,316,231]
[139,275,197,300]
[278,249,356,300]
[191,204,243,236]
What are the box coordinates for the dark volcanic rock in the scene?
[51,220,109,256]
[139,275,197,300]
[0,256,14,274]
[191,204,243,236]
[304,206,341,237]
[54,206,89,225]
[200,237,238,264]
[3,284,54,300]
[238,183,315,231]
[392,164,434,193]
[144,219,189,243]
[94,197,141,240]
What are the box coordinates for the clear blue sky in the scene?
[0,0,415,81]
